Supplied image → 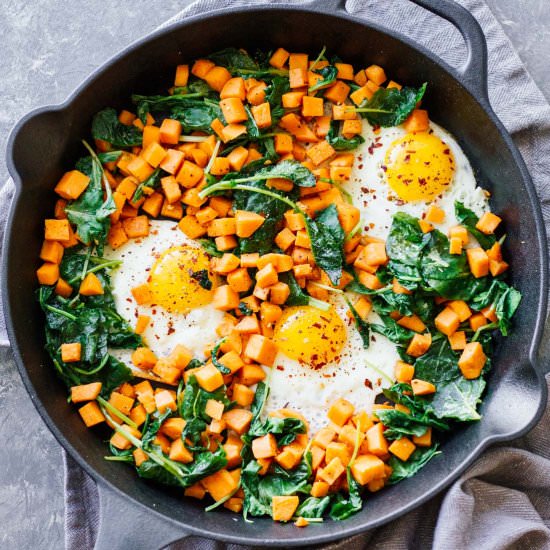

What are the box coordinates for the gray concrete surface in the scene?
[0,1,549,548]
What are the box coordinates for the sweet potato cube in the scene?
[275,442,303,470]
[351,454,385,485]
[449,236,463,255]
[434,307,461,336]
[448,330,467,351]
[389,437,416,461]
[269,47,290,69]
[110,424,141,450]
[184,483,206,500]
[397,314,427,333]
[302,96,324,118]
[328,398,355,427]
[127,156,154,182]
[79,273,103,296]
[205,399,225,421]
[426,205,445,224]
[159,118,182,145]
[169,438,194,463]
[212,285,240,311]
[244,334,278,366]
[476,212,502,235]
[251,102,272,129]
[325,441,352,467]
[201,469,238,501]
[154,390,177,413]
[252,434,278,459]
[122,215,150,238]
[178,215,207,239]
[306,140,336,166]
[366,422,389,456]
[411,379,437,396]
[195,363,224,392]
[223,433,244,468]
[406,333,432,357]
[131,347,157,370]
[168,344,193,370]
[220,76,246,100]
[223,408,253,435]
[226,268,253,293]
[161,417,186,439]
[174,64,189,86]
[131,284,153,305]
[237,364,266,386]
[232,383,255,407]
[490,260,509,276]
[324,80,351,104]
[61,342,81,363]
[403,109,429,133]
[71,382,102,403]
[318,457,345,485]
[54,170,90,200]
[256,263,278,288]
[312,427,336,449]
[215,235,237,251]
[220,97,247,124]
[109,391,135,415]
[36,262,60,285]
[208,218,236,237]
[45,219,70,242]
[458,342,487,379]
[272,495,300,522]
[467,247,489,278]
[310,481,330,498]
[132,448,148,467]
[204,66,232,92]
[413,427,432,448]
[235,210,265,238]
[78,401,105,427]
[395,361,415,383]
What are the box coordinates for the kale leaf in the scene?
[91,108,143,147]
[326,121,365,151]
[388,445,440,484]
[455,201,496,249]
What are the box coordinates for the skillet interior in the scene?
[5,6,547,545]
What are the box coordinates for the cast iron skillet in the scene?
[4,0,549,547]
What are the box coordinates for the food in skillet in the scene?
[36,47,521,524]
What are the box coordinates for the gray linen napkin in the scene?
[2,0,550,548]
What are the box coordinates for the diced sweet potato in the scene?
[389,437,416,461]
[223,408,253,435]
[212,285,240,311]
[78,401,105,427]
[413,427,432,448]
[79,273,103,296]
[403,109,429,133]
[195,363,224,392]
[61,342,81,363]
[476,212,501,235]
[204,66,232,92]
[435,307,460,336]
[272,495,299,522]
[458,342,487,379]
[131,347,157,370]
[252,433,278,459]
[244,334,278,366]
[54,170,90,200]
[411,379,436,396]
[449,330,467,350]
[397,314,427,333]
[466,247,489,278]
[110,424,141,450]
[71,382,102,403]
[406,333,432,357]
[318,457,345,485]
[169,438,194,463]
[351,454,385,485]
[201,469,238,501]
[327,398,355,427]
[366,423,389,456]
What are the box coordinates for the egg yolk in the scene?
[148,245,214,312]
[384,132,455,201]
[274,306,346,369]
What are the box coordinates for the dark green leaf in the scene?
[356,83,427,127]
[310,65,338,92]
[132,168,162,202]
[326,120,365,151]
[91,108,143,147]
[329,469,363,520]
[388,445,440,484]
[190,269,213,290]
[455,201,496,249]
[296,496,331,519]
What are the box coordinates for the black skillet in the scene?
[3,0,549,547]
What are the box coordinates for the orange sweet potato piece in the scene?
[476,212,502,235]
[220,76,246,100]
[434,307,461,336]
[195,363,224,392]
[61,342,81,363]
[79,273,103,296]
[159,118,182,145]
[235,210,265,238]
[269,47,290,69]
[272,495,300,522]
[45,219,70,242]
[55,170,90,200]
[251,102,272,129]
[366,422,389,456]
[389,437,416,461]
[244,334,278,366]
[466,247,489,278]
[406,333,432,357]
[71,382,102,403]
[78,401,105,427]
[252,433,278,459]
[351,454,385,485]
[403,109,429,133]
[212,285,240,311]
[458,342,487,379]
[204,66,232,92]
[131,347,157,370]
[411,379,436,396]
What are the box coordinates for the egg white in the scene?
[104,220,224,367]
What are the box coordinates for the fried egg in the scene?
[104,220,224,366]
[349,121,489,239]
[266,296,399,432]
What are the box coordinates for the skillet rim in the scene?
[3,3,548,546]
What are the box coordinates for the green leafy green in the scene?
[388,445,440,484]
[455,201,496,249]
[329,469,363,520]
[344,296,370,348]
[354,83,427,127]
[91,108,143,147]
[414,336,486,421]
[326,121,365,151]
[190,269,213,290]
[309,65,338,93]
[296,496,331,519]
[306,204,345,286]
[207,47,287,79]
[132,168,162,202]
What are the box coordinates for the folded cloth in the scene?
[1,0,549,548]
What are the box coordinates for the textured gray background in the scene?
[1,1,549,548]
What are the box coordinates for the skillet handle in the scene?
[94,482,189,550]
[407,0,489,99]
